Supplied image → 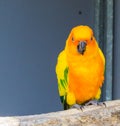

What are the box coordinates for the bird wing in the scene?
[55,50,69,109]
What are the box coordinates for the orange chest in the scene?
[69,54,104,80]
[68,55,104,103]
[69,61,102,87]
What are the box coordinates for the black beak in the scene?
[77,41,87,55]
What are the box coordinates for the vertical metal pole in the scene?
[94,0,113,101]
[104,0,113,101]
[94,0,100,42]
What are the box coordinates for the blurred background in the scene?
[0,0,118,116]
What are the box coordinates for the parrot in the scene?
[55,25,105,110]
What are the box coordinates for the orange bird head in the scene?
[66,25,96,55]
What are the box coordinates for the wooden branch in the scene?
[0,100,120,126]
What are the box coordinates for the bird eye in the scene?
[72,37,74,42]
[91,37,93,41]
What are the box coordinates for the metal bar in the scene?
[94,0,113,101]
[104,0,113,101]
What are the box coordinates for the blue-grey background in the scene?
[113,0,120,99]
[0,0,118,116]
[0,0,95,115]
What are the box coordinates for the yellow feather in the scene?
[56,50,68,96]
[95,88,101,100]
[66,91,76,105]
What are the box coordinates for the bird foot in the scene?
[70,104,84,110]
[85,100,106,107]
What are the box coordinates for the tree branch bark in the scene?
[0,100,120,126]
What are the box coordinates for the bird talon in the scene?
[97,102,106,107]
[85,100,106,107]
[70,104,84,111]
[85,100,98,106]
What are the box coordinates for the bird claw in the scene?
[70,100,106,111]
[97,102,106,107]
[85,100,106,107]
[70,104,84,110]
